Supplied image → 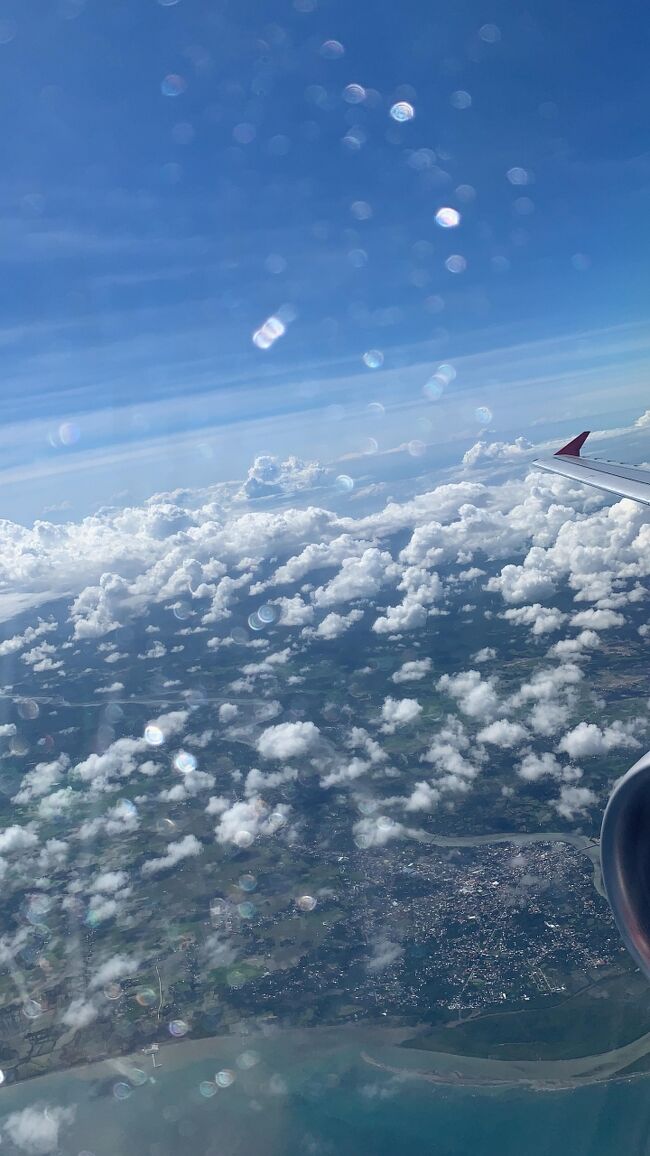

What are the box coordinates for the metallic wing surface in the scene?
[534,431,650,506]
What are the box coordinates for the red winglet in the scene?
[555,431,590,458]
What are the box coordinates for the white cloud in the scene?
[558,720,642,759]
[257,720,320,760]
[61,997,99,1030]
[89,953,140,990]
[502,603,567,635]
[0,824,38,854]
[313,548,399,608]
[0,619,56,657]
[3,1105,76,1154]
[437,670,499,720]
[570,608,626,631]
[89,870,129,894]
[320,757,370,789]
[476,719,529,748]
[346,727,387,764]
[554,784,598,821]
[516,751,562,782]
[404,780,440,811]
[0,722,17,737]
[141,833,202,876]
[366,937,404,972]
[392,658,432,683]
[353,815,405,847]
[313,609,363,639]
[472,646,496,663]
[274,594,314,626]
[94,681,124,694]
[12,754,70,805]
[380,696,422,734]
[214,799,289,845]
[238,454,326,500]
[462,436,534,467]
[218,702,239,723]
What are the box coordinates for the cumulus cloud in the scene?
[218,702,239,723]
[353,815,405,848]
[238,454,325,500]
[257,720,320,760]
[380,696,422,734]
[554,784,598,820]
[214,799,289,846]
[3,1105,76,1154]
[476,719,529,748]
[346,727,387,763]
[516,751,562,782]
[0,825,39,854]
[558,720,643,759]
[392,657,432,683]
[502,603,567,635]
[12,754,70,805]
[472,646,496,663]
[462,436,534,468]
[313,609,363,639]
[570,608,626,631]
[141,833,202,876]
[313,548,400,609]
[437,670,499,720]
[404,780,441,811]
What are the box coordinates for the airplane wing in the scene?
[534,431,650,506]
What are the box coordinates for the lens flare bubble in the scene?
[158,0,180,5]
[363,437,379,455]
[367,401,385,416]
[506,166,529,185]
[17,699,39,720]
[335,474,354,493]
[351,200,372,220]
[445,254,467,273]
[238,873,257,891]
[252,315,285,350]
[173,750,197,775]
[22,999,42,1020]
[26,894,51,922]
[257,604,278,624]
[173,601,191,620]
[423,377,443,401]
[237,1050,261,1069]
[479,22,501,41]
[230,627,248,644]
[59,422,80,446]
[320,39,344,58]
[144,724,164,747]
[389,101,414,122]
[437,363,457,384]
[216,1069,235,1087]
[103,982,122,1001]
[343,83,366,104]
[113,1082,132,1101]
[128,1068,148,1086]
[238,901,256,919]
[363,349,383,369]
[169,1019,189,1037]
[227,969,246,988]
[296,894,317,912]
[161,74,186,97]
[450,90,472,109]
[156,817,176,835]
[199,1080,217,1098]
[408,440,426,457]
[135,987,157,1008]
[475,405,493,424]
[248,612,264,631]
[435,207,461,228]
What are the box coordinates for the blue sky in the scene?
[1,0,649,519]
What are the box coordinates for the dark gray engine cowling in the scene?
[601,750,650,979]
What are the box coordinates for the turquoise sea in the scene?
[1,1030,649,1155]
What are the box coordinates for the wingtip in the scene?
[554,430,590,458]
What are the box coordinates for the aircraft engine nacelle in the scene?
[601,750,650,980]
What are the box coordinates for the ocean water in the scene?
[1,1031,650,1155]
